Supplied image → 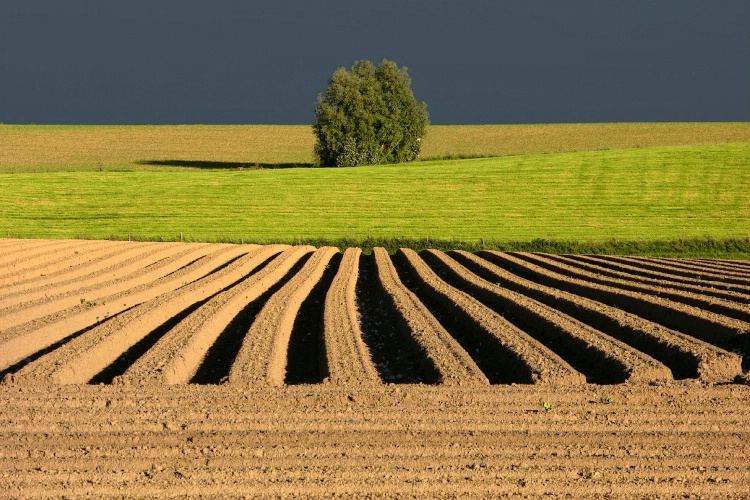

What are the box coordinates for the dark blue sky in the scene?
[1,0,748,124]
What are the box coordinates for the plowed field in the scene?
[2,239,749,497]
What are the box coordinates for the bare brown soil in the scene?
[322,247,380,384]
[554,254,750,301]
[2,239,749,497]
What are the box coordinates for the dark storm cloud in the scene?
[1,0,748,124]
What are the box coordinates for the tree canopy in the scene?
[313,59,429,167]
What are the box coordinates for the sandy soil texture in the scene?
[1,239,749,497]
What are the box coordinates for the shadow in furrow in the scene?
[87,252,280,384]
[190,254,311,385]
[512,253,750,326]
[740,349,749,374]
[478,251,744,352]
[391,252,534,384]
[174,252,248,290]
[0,307,138,382]
[355,253,441,384]
[158,256,208,280]
[447,251,700,380]
[285,252,342,385]
[422,252,629,384]
[88,300,210,384]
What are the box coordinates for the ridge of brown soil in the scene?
[396,248,587,385]
[322,247,380,384]
[228,247,338,385]
[447,250,742,384]
[117,245,308,385]
[690,257,750,273]
[0,239,101,279]
[417,250,672,384]
[0,241,161,296]
[450,251,742,383]
[483,252,750,351]
[620,255,750,280]
[557,254,750,301]
[372,248,488,385]
[516,252,750,323]
[0,244,259,374]
[0,240,130,287]
[0,243,219,327]
[0,238,73,265]
[597,254,750,286]
[7,246,284,385]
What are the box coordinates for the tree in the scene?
[313,59,429,167]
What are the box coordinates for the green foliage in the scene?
[542,401,553,413]
[313,59,429,167]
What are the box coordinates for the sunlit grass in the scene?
[2,144,748,257]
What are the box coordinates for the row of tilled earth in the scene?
[2,239,750,497]
[0,239,748,387]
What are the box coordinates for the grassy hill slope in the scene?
[2,143,748,256]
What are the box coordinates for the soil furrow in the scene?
[285,252,343,384]
[0,239,102,280]
[4,436,749,459]
[3,471,746,498]
[0,241,163,298]
[447,250,742,383]
[0,307,138,382]
[0,246,264,374]
[556,254,750,300]
[566,253,750,296]
[227,247,339,386]
[368,247,488,386]
[416,250,672,384]
[0,240,136,287]
[0,239,75,266]
[513,253,750,323]
[394,249,587,384]
[116,246,310,385]
[189,253,310,385]
[595,254,750,286]
[355,253,441,384]
[691,257,750,273]
[0,243,220,328]
[88,298,218,385]
[478,252,750,353]
[0,238,25,249]
[322,248,380,384]
[641,256,750,279]
[0,242,218,308]
[4,246,282,385]
[0,244,253,353]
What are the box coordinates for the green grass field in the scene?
[2,134,748,257]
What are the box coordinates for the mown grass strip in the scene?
[1,144,748,258]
